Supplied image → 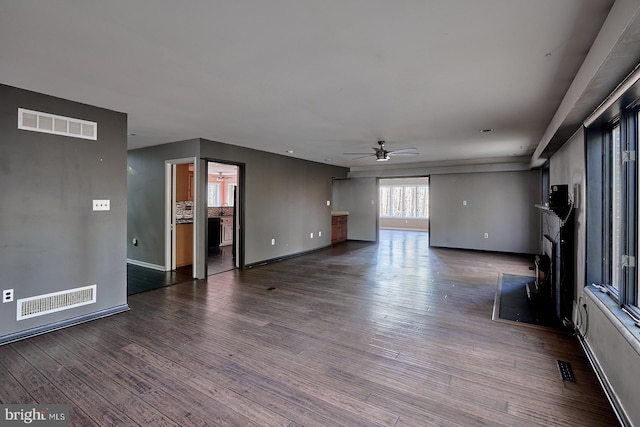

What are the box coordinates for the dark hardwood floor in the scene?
[1,231,618,426]
[127,264,194,295]
[208,244,236,276]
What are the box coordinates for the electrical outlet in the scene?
[93,199,110,211]
[2,289,14,303]
[318,231,322,237]
[132,238,138,246]
[271,238,276,246]
[484,232,489,239]
[463,200,467,206]
[310,232,314,238]
[327,200,331,206]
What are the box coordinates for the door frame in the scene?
[203,158,245,272]
[164,157,199,277]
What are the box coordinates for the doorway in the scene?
[164,157,198,278]
[206,161,240,275]
[379,177,430,233]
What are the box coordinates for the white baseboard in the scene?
[127,259,167,271]
[577,333,630,427]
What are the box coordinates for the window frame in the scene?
[207,182,221,207]
[587,105,640,319]
[379,184,429,219]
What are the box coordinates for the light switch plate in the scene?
[93,199,110,211]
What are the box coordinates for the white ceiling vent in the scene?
[17,284,97,321]
[18,108,97,140]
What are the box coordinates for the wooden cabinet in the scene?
[331,215,348,244]
[176,223,193,267]
[220,217,234,246]
[175,164,194,201]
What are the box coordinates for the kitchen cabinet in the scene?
[176,164,194,201]
[220,217,234,246]
[331,214,348,244]
[176,223,193,267]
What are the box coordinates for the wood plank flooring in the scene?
[0,231,619,426]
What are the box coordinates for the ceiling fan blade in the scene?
[390,152,418,156]
[350,154,375,160]
[343,152,375,155]
[388,147,418,154]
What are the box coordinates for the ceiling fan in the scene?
[344,140,418,162]
[214,172,234,181]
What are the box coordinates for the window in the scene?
[207,183,220,207]
[380,185,429,218]
[226,183,237,206]
[587,106,639,318]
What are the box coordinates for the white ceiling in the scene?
[0,1,616,168]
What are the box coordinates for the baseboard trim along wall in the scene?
[577,333,629,427]
[244,245,333,269]
[577,287,639,427]
[127,259,166,271]
[0,304,129,346]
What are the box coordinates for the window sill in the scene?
[585,285,640,357]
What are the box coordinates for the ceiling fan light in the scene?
[376,156,389,162]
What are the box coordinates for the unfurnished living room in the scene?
[1,1,640,426]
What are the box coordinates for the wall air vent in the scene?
[17,285,97,321]
[18,108,97,140]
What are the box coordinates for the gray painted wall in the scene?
[127,139,200,268]
[430,171,541,254]
[332,178,378,241]
[201,139,348,264]
[127,138,348,269]
[0,84,128,340]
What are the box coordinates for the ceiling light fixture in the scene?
[376,152,389,162]
[285,150,294,154]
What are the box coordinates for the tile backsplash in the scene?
[175,203,233,218]
[175,201,193,219]
[208,206,234,217]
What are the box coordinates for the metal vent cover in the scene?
[18,108,97,140]
[17,285,97,320]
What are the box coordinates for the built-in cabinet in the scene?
[331,214,348,244]
[176,223,193,267]
[176,163,194,201]
[221,217,233,246]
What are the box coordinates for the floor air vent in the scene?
[557,360,576,383]
[17,285,97,320]
[18,108,97,140]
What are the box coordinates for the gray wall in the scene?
[332,178,379,241]
[127,139,200,268]
[200,139,348,265]
[127,138,348,269]
[0,84,128,340]
[430,171,541,254]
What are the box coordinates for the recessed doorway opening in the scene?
[206,161,240,275]
[379,176,430,233]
